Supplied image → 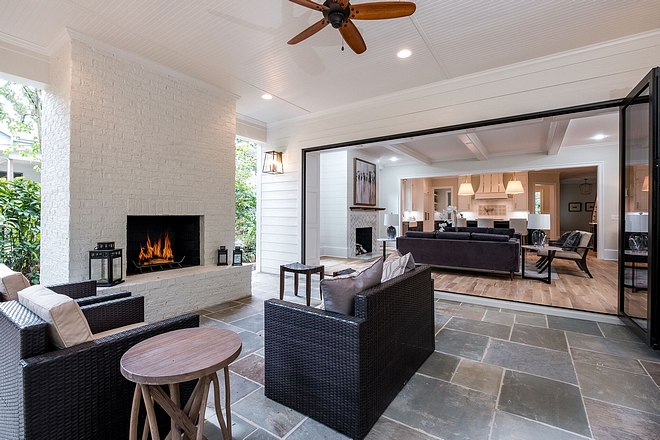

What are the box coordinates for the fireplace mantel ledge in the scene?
[99,264,252,289]
[97,264,253,322]
[349,207,386,211]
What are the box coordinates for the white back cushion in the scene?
[0,263,31,302]
[18,285,94,349]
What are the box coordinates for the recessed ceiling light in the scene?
[591,134,606,140]
[397,49,411,59]
[390,157,399,162]
[262,93,272,100]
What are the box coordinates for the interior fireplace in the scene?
[356,227,373,255]
[127,215,201,274]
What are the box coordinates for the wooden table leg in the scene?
[294,272,299,296]
[319,267,324,299]
[128,384,141,440]
[168,384,181,439]
[306,271,311,306]
[279,266,284,300]
[212,372,230,440]
[194,377,211,440]
[141,384,161,440]
[224,366,233,439]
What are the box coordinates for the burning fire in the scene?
[138,231,174,265]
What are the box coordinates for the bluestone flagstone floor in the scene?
[195,270,660,439]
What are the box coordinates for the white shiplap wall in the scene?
[257,145,301,274]
[319,150,348,257]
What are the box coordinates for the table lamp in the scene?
[527,214,550,246]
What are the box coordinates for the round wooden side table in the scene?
[120,327,242,440]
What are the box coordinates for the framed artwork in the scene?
[568,202,582,212]
[354,158,377,206]
[585,202,595,212]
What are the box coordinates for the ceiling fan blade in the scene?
[339,20,367,54]
[288,19,329,45]
[349,2,416,20]
[337,0,350,8]
[289,0,329,11]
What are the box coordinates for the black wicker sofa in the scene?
[0,284,199,440]
[264,265,434,440]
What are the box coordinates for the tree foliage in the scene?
[235,138,257,262]
[0,80,42,159]
[0,177,41,283]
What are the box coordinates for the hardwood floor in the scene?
[320,253,621,315]
[432,254,619,314]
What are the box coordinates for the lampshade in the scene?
[527,213,550,230]
[505,173,524,195]
[384,213,399,226]
[458,176,474,196]
[262,150,284,174]
[643,175,649,192]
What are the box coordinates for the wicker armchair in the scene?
[265,265,434,440]
[0,295,200,440]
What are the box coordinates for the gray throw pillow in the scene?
[321,257,383,315]
[562,231,582,250]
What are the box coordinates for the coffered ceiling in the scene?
[1,0,659,126]
[354,109,619,167]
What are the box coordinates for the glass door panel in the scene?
[619,68,659,347]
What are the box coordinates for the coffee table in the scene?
[521,245,563,284]
[121,327,242,440]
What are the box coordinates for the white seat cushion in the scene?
[18,285,94,349]
[0,263,31,302]
[93,322,147,340]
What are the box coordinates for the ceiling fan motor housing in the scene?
[323,0,351,28]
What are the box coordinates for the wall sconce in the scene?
[262,151,284,174]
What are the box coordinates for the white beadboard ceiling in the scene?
[0,0,659,128]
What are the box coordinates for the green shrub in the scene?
[0,177,41,283]
[235,139,257,263]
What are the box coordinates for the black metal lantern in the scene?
[89,242,123,286]
[217,246,228,266]
[262,150,284,174]
[232,246,243,266]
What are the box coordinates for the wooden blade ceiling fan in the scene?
[287,0,416,54]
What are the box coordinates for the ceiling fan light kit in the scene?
[287,0,416,54]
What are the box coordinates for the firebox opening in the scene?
[127,215,201,275]
[356,227,372,255]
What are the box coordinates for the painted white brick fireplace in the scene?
[41,34,251,321]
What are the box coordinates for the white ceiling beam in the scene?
[546,120,570,156]
[383,143,432,166]
[458,133,489,161]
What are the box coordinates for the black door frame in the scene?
[618,68,660,348]
[301,99,622,264]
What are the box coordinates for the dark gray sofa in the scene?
[396,228,520,279]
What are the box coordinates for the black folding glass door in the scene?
[619,67,660,347]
